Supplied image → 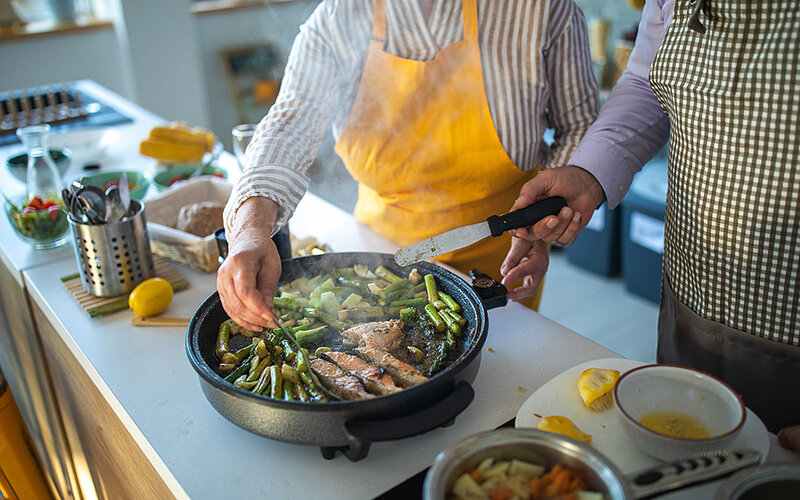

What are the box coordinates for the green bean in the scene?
[269,365,283,399]
[429,341,448,375]
[220,352,237,365]
[375,265,402,283]
[440,309,461,335]
[273,297,298,310]
[296,347,310,373]
[317,311,345,331]
[224,352,254,382]
[445,308,467,327]
[218,362,235,373]
[253,364,272,394]
[234,342,255,363]
[283,381,296,401]
[424,274,439,303]
[234,374,258,390]
[299,371,327,402]
[302,307,319,318]
[432,299,447,310]
[215,322,230,359]
[255,339,269,359]
[438,292,461,313]
[246,355,272,382]
[294,381,310,402]
[295,325,329,346]
[425,304,446,332]
[280,340,296,363]
[313,346,331,359]
[390,297,427,307]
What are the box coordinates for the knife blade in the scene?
[394,196,567,266]
[118,171,131,217]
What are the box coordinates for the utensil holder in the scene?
[68,200,155,297]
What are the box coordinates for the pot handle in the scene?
[627,449,761,499]
[469,270,508,310]
[345,380,474,443]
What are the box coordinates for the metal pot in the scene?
[186,252,506,461]
[715,464,800,500]
[423,428,762,499]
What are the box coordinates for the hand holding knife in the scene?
[394,197,567,266]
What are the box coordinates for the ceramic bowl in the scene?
[152,163,228,191]
[613,364,745,461]
[79,170,152,200]
[5,149,72,184]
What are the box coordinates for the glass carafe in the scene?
[18,124,63,200]
[4,124,69,249]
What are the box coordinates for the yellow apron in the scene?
[334,0,542,309]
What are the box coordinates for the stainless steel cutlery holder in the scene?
[68,199,155,297]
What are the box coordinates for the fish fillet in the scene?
[323,351,401,395]
[356,346,428,388]
[341,320,404,350]
[309,358,374,400]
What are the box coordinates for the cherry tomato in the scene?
[168,175,185,186]
[27,196,44,210]
[47,205,61,221]
[42,200,57,209]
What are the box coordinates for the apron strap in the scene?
[372,0,386,42]
[462,0,479,43]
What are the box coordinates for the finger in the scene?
[511,173,555,211]
[218,258,274,329]
[556,211,585,246]
[778,425,800,449]
[232,264,275,324]
[217,276,265,331]
[254,266,280,328]
[508,275,540,301]
[500,238,532,276]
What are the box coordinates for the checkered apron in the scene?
[649,0,800,432]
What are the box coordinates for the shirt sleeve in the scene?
[540,0,599,169]
[566,0,672,208]
[223,1,356,236]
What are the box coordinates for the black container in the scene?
[187,252,504,461]
[566,202,620,277]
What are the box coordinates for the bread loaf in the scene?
[176,201,225,237]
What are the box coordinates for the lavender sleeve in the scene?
[567,0,673,208]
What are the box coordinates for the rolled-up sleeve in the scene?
[223,1,349,236]
[541,1,599,169]
[567,0,672,208]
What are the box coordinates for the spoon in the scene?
[74,185,107,224]
[104,186,126,223]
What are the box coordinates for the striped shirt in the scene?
[225,0,598,233]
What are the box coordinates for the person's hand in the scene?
[511,165,606,246]
[216,197,282,331]
[778,425,800,451]
[500,237,549,301]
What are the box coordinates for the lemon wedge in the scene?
[578,368,620,411]
[537,416,592,444]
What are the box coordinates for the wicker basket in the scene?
[145,178,232,273]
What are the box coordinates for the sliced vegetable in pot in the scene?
[214,264,469,402]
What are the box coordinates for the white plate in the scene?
[515,357,769,477]
[49,127,119,157]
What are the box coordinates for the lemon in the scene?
[129,278,174,317]
[537,416,592,444]
[578,368,620,411]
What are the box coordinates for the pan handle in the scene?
[345,380,474,443]
[627,449,761,499]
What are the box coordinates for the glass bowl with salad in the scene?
[4,194,69,249]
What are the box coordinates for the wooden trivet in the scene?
[61,256,189,318]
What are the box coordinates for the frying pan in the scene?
[187,251,506,461]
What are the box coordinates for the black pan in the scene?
[186,251,506,461]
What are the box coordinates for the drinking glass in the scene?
[231,123,258,170]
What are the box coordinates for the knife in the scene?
[118,171,131,217]
[394,196,567,266]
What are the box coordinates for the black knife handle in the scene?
[487,196,567,237]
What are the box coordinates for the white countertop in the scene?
[24,191,622,499]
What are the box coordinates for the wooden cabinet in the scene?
[31,300,176,499]
[0,261,78,499]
